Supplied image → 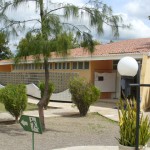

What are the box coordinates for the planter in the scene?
[119,144,147,150]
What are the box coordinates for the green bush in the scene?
[38,81,55,108]
[0,88,4,103]
[69,77,100,116]
[0,84,27,122]
[117,99,150,147]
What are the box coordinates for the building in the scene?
[0,38,150,103]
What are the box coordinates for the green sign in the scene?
[19,115,43,134]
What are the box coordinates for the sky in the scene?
[4,0,150,53]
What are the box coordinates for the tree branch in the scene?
[61,22,82,33]
[0,19,41,31]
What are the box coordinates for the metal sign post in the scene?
[19,115,43,150]
[32,132,34,150]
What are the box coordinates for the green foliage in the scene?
[69,77,100,116]
[1,0,128,58]
[0,88,4,103]
[117,99,150,147]
[38,81,55,109]
[0,32,13,60]
[0,84,27,121]
[16,31,74,60]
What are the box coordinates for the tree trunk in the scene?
[38,104,45,130]
[38,58,50,131]
[38,0,50,131]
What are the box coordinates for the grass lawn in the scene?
[0,102,38,112]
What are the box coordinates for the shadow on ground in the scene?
[0,121,26,136]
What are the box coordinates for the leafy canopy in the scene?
[0,32,13,60]
[0,0,129,58]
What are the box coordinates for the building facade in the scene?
[1,38,150,100]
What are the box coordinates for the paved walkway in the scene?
[26,97,119,122]
[0,97,150,150]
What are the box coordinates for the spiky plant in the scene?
[117,99,150,147]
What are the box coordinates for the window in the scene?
[78,62,83,69]
[72,62,77,69]
[98,76,104,81]
[39,64,43,69]
[31,64,35,70]
[28,64,32,70]
[67,62,70,69]
[55,63,58,69]
[84,62,89,69]
[113,60,119,70]
[59,63,61,69]
[49,63,53,69]
[63,63,66,69]
[20,65,23,70]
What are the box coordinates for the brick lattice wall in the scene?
[0,72,78,93]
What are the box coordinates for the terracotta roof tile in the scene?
[0,38,150,64]
[53,38,150,58]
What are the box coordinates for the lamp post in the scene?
[117,56,139,150]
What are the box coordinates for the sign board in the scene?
[19,115,43,134]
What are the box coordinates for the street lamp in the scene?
[117,56,138,77]
[117,56,139,150]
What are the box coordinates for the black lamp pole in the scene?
[130,83,150,150]
[136,66,140,150]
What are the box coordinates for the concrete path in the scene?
[27,97,119,122]
[0,97,150,150]
[1,96,150,123]
[53,146,119,150]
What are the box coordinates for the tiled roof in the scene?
[0,38,150,64]
[68,38,150,58]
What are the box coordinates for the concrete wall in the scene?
[0,72,78,93]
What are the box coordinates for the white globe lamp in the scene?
[117,56,141,150]
[117,56,138,77]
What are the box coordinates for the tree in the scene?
[0,32,13,60]
[0,0,129,130]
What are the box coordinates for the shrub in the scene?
[38,81,55,109]
[69,77,100,116]
[117,99,150,147]
[0,88,4,103]
[0,84,27,122]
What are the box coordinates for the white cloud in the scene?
[119,14,150,39]
[93,13,150,43]
[125,0,150,19]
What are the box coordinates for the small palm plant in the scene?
[117,98,150,148]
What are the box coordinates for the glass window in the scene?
[59,63,61,69]
[28,64,32,70]
[31,64,35,70]
[20,65,23,70]
[72,62,77,69]
[25,64,29,70]
[78,62,83,69]
[49,63,52,69]
[67,62,70,69]
[39,64,43,69]
[63,63,66,69]
[113,60,119,70]
[55,63,57,69]
[84,62,89,69]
